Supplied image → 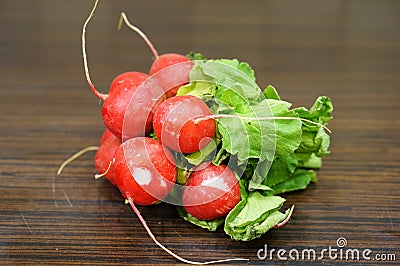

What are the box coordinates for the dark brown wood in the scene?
[1,0,399,265]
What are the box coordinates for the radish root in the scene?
[57,146,99,175]
[82,0,108,100]
[94,159,114,179]
[117,12,159,59]
[196,115,332,134]
[274,205,295,229]
[127,198,249,265]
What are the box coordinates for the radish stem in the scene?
[94,159,113,179]
[118,12,159,59]
[57,146,99,175]
[127,198,249,265]
[274,205,295,228]
[82,0,108,100]
[196,114,332,134]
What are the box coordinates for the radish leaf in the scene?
[176,206,224,231]
[224,192,287,241]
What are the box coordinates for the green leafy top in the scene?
[175,56,333,241]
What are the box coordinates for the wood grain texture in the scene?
[0,0,399,265]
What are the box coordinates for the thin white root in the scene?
[117,12,159,59]
[57,146,99,175]
[274,205,295,228]
[197,115,332,134]
[82,0,108,100]
[127,198,249,265]
[94,159,113,179]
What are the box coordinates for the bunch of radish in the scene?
[58,0,249,264]
[58,0,333,264]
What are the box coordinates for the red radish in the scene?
[94,133,121,186]
[113,137,176,205]
[182,162,241,221]
[118,12,193,98]
[101,72,165,140]
[149,54,194,98]
[149,53,192,76]
[153,95,216,154]
[82,3,165,141]
[100,129,116,144]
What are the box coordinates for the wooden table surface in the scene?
[1,0,399,265]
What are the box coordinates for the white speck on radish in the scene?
[215,209,223,214]
[133,167,152,185]
[165,129,176,136]
[160,178,166,188]
[201,177,229,191]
